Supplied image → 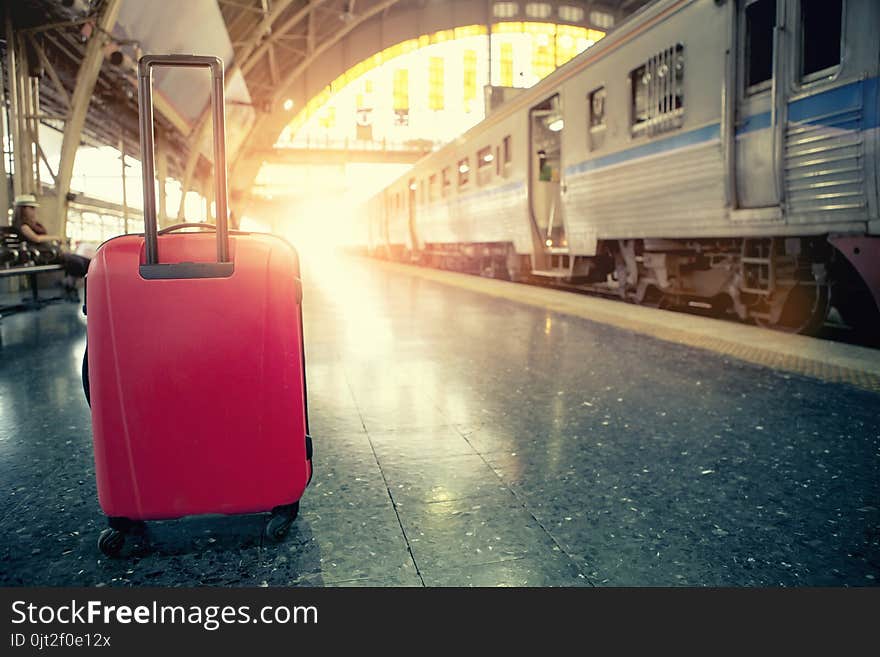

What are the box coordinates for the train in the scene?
[358,0,880,335]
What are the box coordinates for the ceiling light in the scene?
[548,118,564,132]
[283,98,294,111]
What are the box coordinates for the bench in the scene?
[1,227,69,317]
[0,263,67,317]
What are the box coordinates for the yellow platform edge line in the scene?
[368,258,880,394]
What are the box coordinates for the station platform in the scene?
[1,254,878,586]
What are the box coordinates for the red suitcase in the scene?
[84,55,311,557]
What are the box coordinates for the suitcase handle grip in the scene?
[159,222,218,234]
[137,55,229,266]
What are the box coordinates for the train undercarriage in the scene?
[388,235,880,338]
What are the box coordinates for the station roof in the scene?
[3,0,653,195]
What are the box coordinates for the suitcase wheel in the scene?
[82,346,90,407]
[97,518,145,557]
[98,528,124,557]
[265,501,300,542]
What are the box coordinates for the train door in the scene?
[735,0,786,208]
[529,94,567,261]
[407,177,417,257]
[782,0,856,218]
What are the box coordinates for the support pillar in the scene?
[156,137,168,228]
[5,9,24,199]
[15,35,35,195]
[119,133,129,234]
[176,147,198,220]
[201,174,214,223]
[55,0,122,235]
[175,118,208,221]
[26,73,41,194]
[0,55,9,217]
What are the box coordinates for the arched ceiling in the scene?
[218,0,653,199]
[3,0,653,216]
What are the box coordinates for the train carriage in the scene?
[361,0,880,334]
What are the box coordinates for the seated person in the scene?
[11,194,90,297]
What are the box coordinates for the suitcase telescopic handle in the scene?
[137,54,230,275]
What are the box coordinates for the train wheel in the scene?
[755,281,830,334]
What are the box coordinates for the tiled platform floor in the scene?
[1,254,878,586]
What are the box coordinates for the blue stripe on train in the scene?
[736,112,771,134]
[565,122,721,177]
[447,179,525,204]
[733,77,878,135]
[566,76,878,177]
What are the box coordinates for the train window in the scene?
[458,158,471,187]
[477,146,494,186]
[589,88,606,128]
[744,0,774,90]
[493,2,518,18]
[503,136,512,165]
[630,44,684,136]
[589,10,614,29]
[429,174,438,202]
[442,167,451,196]
[800,0,842,80]
[588,86,606,150]
[558,6,584,22]
[525,3,552,19]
